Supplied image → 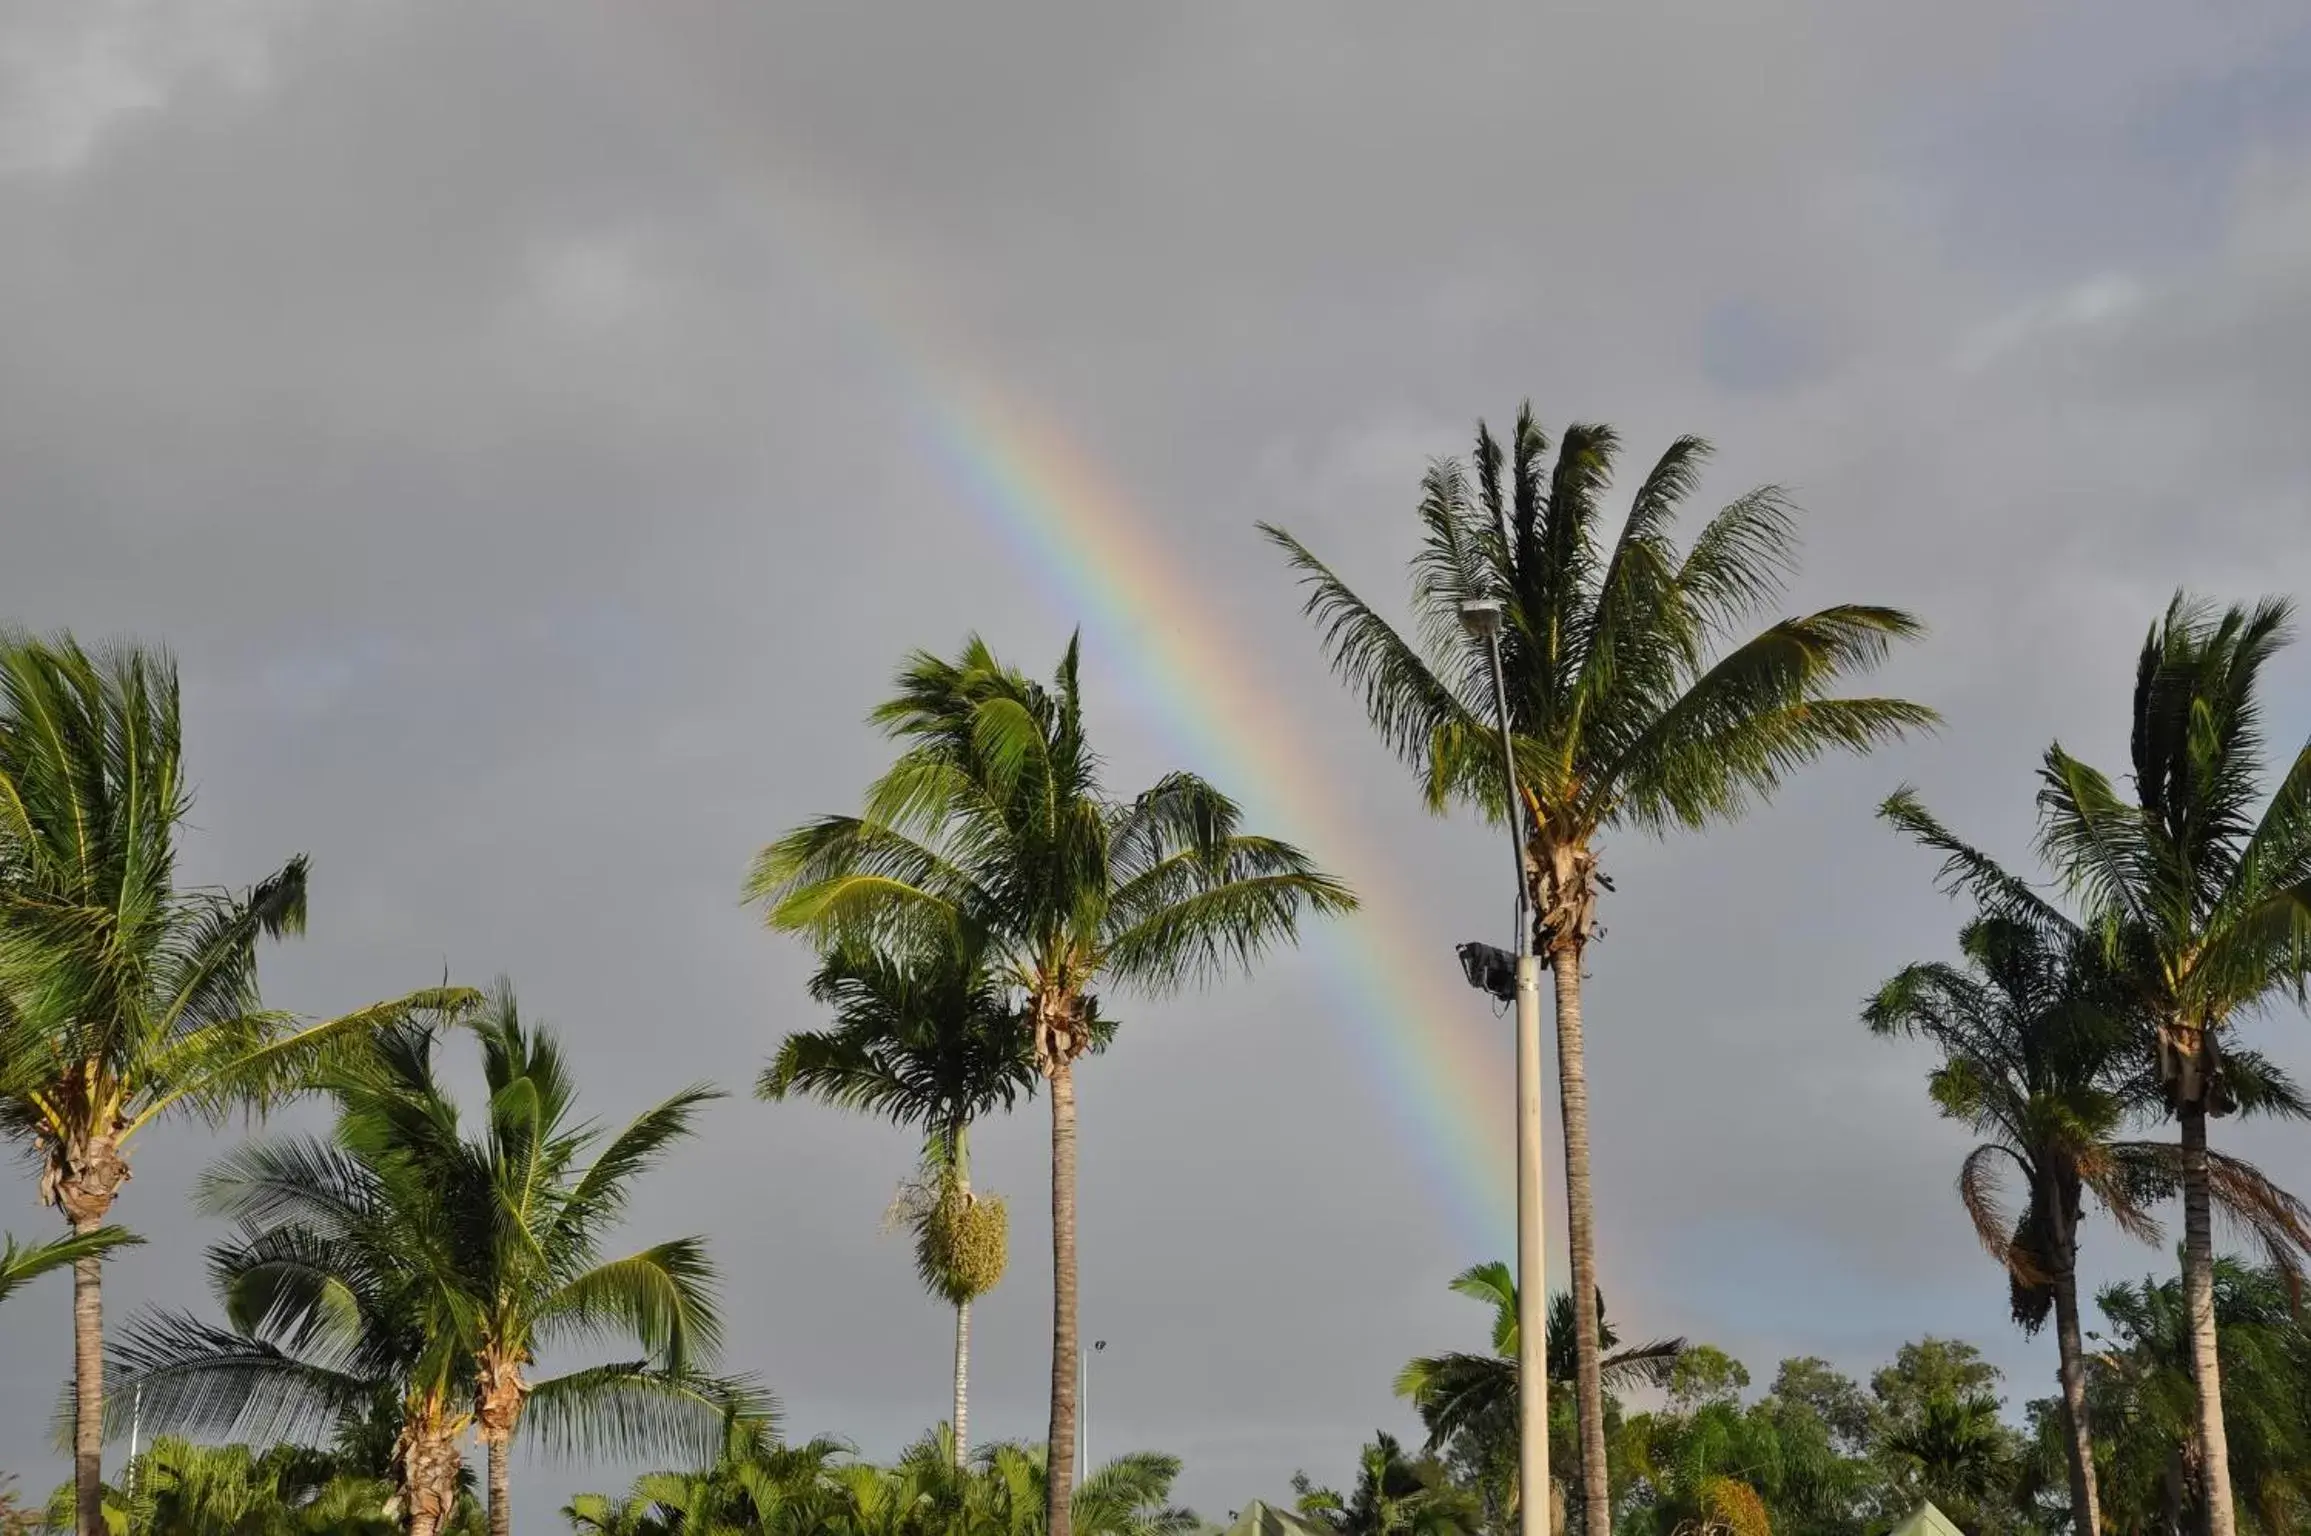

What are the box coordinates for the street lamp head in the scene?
[1457,941,1519,1003]
[1093,1340,1107,1352]
[1459,597,1504,639]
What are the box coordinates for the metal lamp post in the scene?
[1078,1339,1106,1486]
[1458,595,1549,1536]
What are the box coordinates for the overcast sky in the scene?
[6,1,2311,1528]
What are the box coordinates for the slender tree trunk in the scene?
[2179,1105,2233,1536]
[71,1219,106,1536]
[954,1298,972,1468]
[486,1431,512,1536]
[1046,1057,1079,1536]
[2048,1198,2101,1536]
[55,1129,130,1536]
[1548,951,1610,1536]
[952,1127,973,1469]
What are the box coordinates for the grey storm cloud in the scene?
[5,0,2311,1528]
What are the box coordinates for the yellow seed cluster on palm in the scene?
[1698,1477,1770,1536]
[917,1179,1008,1305]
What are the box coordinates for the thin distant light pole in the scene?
[1077,1338,1106,1487]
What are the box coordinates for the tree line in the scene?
[3,406,2306,1536]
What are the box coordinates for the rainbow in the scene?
[913,389,1517,1246]
[531,9,1518,1249]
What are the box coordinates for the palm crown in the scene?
[111,993,746,1536]
[1262,410,1932,949]
[2043,596,2311,1101]
[764,940,1044,1172]
[0,635,471,1219]
[747,634,1354,1055]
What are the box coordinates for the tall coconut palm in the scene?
[1883,594,2311,1536]
[1263,409,1934,1535]
[748,635,1355,1536]
[762,940,1045,1464]
[0,631,473,1536]
[110,1008,750,1536]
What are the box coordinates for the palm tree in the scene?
[1866,915,2141,1536]
[2080,1260,2311,1536]
[600,1415,849,1535]
[1295,1433,1480,1536]
[111,1007,748,1536]
[1883,594,2311,1536]
[0,1226,138,1308]
[940,1442,1198,1536]
[1264,409,1934,1536]
[762,940,1043,1464]
[1396,1261,1683,1529]
[1881,1392,2015,1530]
[748,634,1355,1536]
[0,631,473,1536]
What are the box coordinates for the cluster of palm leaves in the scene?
[563,1417,1199,1536]
[45,1435,457,1536]
[99,989,755,1536]
[2049,1259,2311,1534]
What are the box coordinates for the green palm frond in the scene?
[1258,522,1474,770]
[0,1225,139,1307]
[520,1366,769,1466]
[1879,788,2079,938]
[544,1239,723,1368]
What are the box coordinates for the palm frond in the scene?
[519,1366,771,1466]
[1259,522,1477,770]
[0,1224,140,1306]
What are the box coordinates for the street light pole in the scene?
[1461,597,1549,1536]
[1078,1339,1105,1487]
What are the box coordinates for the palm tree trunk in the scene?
[954,1297,972,1468]
[952,1123,973,1469]
[57,1130,131,1536]
[1548,951,1610,1536]
[1045,1056,1079,1536]
[2047,1200,2100,1536]
[486,1431,512,1536]
[2179,1104,2234,1536]
[71,1221,105,1536]
[397,1408,463,1536]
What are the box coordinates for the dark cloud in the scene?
[5,1,2311,1527]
